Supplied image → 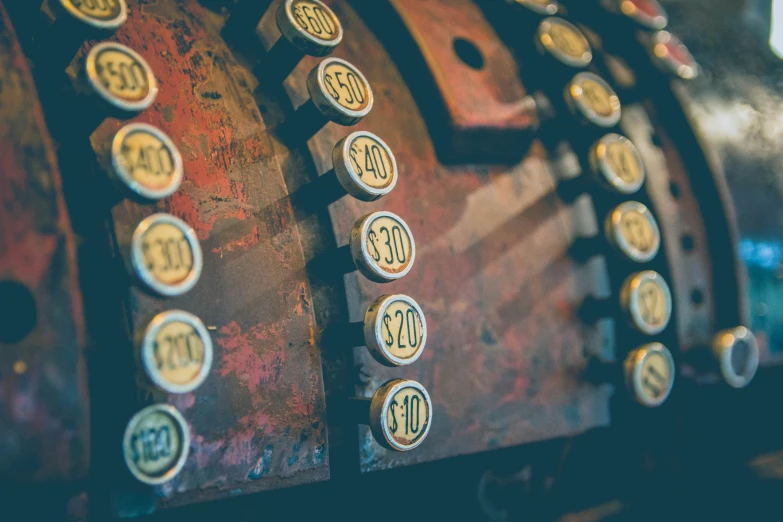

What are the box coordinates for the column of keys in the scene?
[37,0,210,485]
[505,0,679,406]
[244,0,434,451]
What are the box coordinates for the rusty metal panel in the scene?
[359,0,537,163]
[0,1,90,483]
[84,0,328,510]
[296,2,613,473]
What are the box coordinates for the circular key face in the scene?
[537,18,592,68]
[278,0,343,56]
[605,201,661,263]
[370,379,432,451]
[307,57,374,125]
[590,134,645,194]
[648,31,699,80]
[123,404,190,485]
[139,310,213,394]
[712,327,760,389]
[350,211,416,283]
[333,131,398,201]
[131,214,203,297]
[566,72,621,127]
[364,295,427,367]
[510,0,559,15]
[59,0,127,29]
[620,271,672,335]
[85,42,158,113]
[111,123,183,201]
[624,343,675,407]
[608,0,668,31]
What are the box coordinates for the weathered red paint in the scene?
[218,320,291,395]
[81,0,328,510]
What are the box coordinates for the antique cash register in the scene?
[2,0,782,520]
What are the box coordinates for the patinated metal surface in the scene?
[0,1,90,483]
[82,0,328,510]
[289,2,613,472]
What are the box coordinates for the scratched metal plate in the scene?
[84,0,328,510]
[289,2,613,472]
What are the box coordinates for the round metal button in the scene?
[57,0,128,30]
[712,326,760,389]
[131,214,203,297]
[605,201,661,263]
[307,57,374,126]
[624,342,675,407]
[123,404,190,485]
[85,42,158,113]
[350,211,416,283]
[369,379,432,452]
[603,0,668,31]
[333,131,398,201]
[620,271,672,335]
[509,0,559,15]
[648,30,699,80]
[566,72,622,128]
[111,123,183,201]
[589,134,645,194]
[536,17,592,68]
[139,310,213,394]
[277,0,343,56]
[363,295,427,367]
